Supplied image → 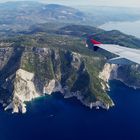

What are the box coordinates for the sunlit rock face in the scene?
[5,69,39,113]
[99,63,118,90]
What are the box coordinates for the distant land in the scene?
[0,1,140,33]
[76,5,140,25]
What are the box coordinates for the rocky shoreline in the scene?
[4,68,112,114]
[3,62,140,114]
[4,63,117,114]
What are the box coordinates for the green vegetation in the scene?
[83,56,112,105]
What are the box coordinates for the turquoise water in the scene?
[99,20,140,38]
[0,80,140,140]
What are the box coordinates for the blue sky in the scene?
[0,0,140,7]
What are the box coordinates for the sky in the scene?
[0,0,140,7]
[42,0,140,7]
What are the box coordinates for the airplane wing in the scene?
[108,57,134,65]
[90,39,140,65]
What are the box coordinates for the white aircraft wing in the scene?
[89,39,140,65]
[97,44,140,65]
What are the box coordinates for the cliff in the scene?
[0,46,114,113]
[0,45,140,113]
[5,69,39,113]
[99,63,140,90]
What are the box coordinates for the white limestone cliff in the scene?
[5,69,64,114]
[43,79,64,95]
[5,69,40,113]
[99,63,118,90]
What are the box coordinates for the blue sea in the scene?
[0,80,140,140]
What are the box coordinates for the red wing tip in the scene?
[90,39,102,45]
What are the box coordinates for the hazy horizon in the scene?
[0,0,140,8]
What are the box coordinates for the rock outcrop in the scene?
[99,63,118,90]
[5,69,39,113]
[43,79,63,95]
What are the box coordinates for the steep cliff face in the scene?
[5,69,39,113]
[0,46,114,113]
[99,63,140,89]
[99,63,118,90]
[116,65,140,89]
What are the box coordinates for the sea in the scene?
[0,80,140,140]
[1,21,140,140]
[99,20,140,39]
